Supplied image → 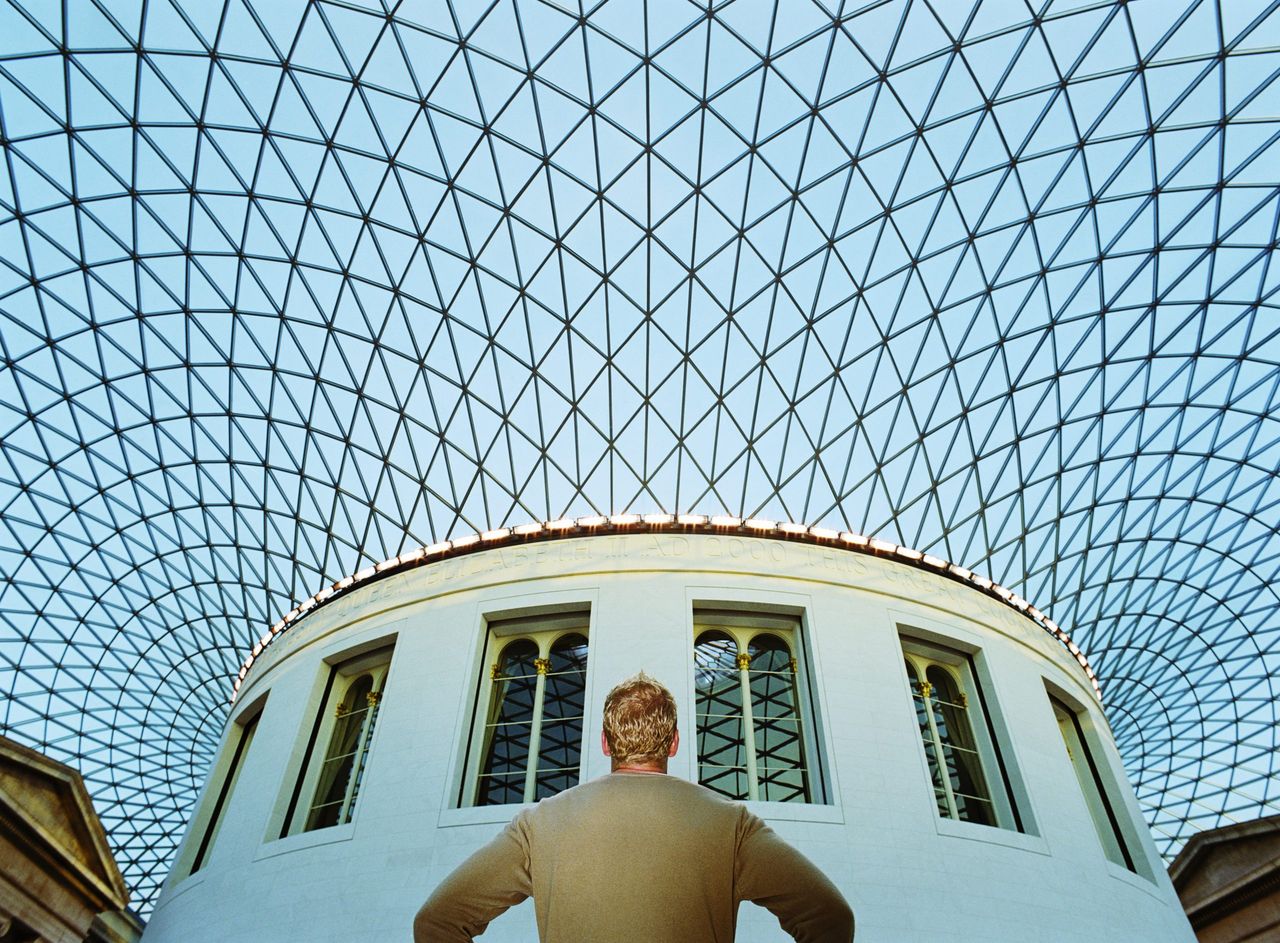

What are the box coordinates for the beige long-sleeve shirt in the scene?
[415,772,853,942]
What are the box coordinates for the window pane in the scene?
[476,771,526,805]
[476,696,529,803]
[312,752,357,811]
[699,765,749,799]
[344,694,381,821]
[939,743,994,825]
[696,631,739,674]
[471,627,590,807]
[483,721,533,775]
[547,633,588,674]
[926,665,993,823]
[755,717,804,763]
[758,765,807,802]
[699,711,747,768]
[306,801,344,831]
[537,719,583,777]
[696,632,747,798]
[696,633,741,720]
[477,640,539,805]
[536,633,588,796]
[748,634,810,802]
[491,640,540,721]
[306,675,374,830]
[285,646,394,837]
[542,633,587,720]
[534,766,578,800]
[697,669,743,717]
[749,637,798,719]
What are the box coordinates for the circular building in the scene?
[142,523,1194,942]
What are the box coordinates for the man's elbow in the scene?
[813,887,854,942]
[412,902,432,942]
[789,887,854,942]
[412,899,445,943]
[833,896,854,941]
[414,894,478,943]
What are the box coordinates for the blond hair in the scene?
[602,672,677,766]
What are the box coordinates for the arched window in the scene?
[695,631,746,799]
[902,638,1018,829]
[477,639,540,806]
[468,611,590,806]
[305,671,384,830]
[1050,693,1140,873]
[749,634,809,802]
[694,613,820,803]
[189,706,261,874]
[536,633,589,797]
[305,675,376,829]
[283,644,394,836]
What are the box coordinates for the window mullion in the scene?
[523,658,551,803]
[738,649,760,802]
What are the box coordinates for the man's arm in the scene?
[734,811,854,943]
[414,812,534,942]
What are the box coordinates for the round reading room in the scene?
[141,521,1196,942]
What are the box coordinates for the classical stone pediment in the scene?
[1170,815,1280,923]
[0,736,128,915]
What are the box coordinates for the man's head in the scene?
[601,672,679,772]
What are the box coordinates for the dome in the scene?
[0,0,1277,913]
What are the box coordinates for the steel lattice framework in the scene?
[1,0,1278,914]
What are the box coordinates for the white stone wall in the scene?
[142,533,1195,942]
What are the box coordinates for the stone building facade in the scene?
[0,736,139,943]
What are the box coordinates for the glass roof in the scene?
[1,0,1278,914]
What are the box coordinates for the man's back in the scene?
[416,772,853,943]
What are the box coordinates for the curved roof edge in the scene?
[232,515,1100,704]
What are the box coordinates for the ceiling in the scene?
[1,0,1278,913]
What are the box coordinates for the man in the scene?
[415,671,854,942]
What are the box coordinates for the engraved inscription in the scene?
[802,544,868,579]
[884,563,939,597]
[703,536,787,563]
